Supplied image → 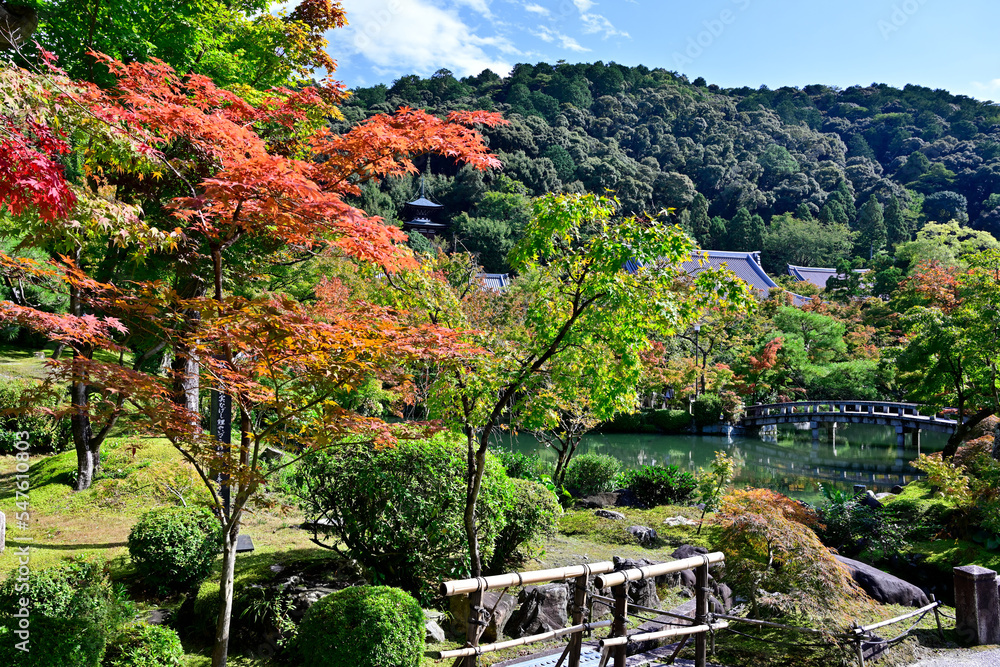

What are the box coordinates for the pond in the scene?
[505,423,948,504]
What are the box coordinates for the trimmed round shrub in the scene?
[647,409,691,434]
[692,394,724,430]
[128,507,220,593]
[103,623,183,667]
[0,561,133,667]
[487,478,561,573]
[297,586,423,667]
[618,465,697,507]
[563,453,621,497]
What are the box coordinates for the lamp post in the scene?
[693,323,702,397]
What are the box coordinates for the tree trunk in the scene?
[463,429,489,577]
[212,522,239,667]
[943,408,997,459]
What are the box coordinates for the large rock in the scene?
[836,555,930,607]
[425,619,446,643]
[595,509,626,521]
[612,557,660,610]
[577,492,620,509]
[860,490,883,510]
[449,590,517,642]
[506,583,568,638]
[627,525,658,545]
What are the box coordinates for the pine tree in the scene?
[691,193,711,246]
[728,208,764,250]
[709,216,728,249]
[856,194,886,257]
[885,195,908,247]
[847,134,876,161]
[795,202,814,220]
[833,180,857,224]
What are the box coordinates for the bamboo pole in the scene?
[695,560,708,667]
[463,589,483,667]
[612,584,627,667]
[569,570,589,667]
[441,561,616,596]
[434,620,613,658]
[714,613,835,636]
[854,601,940,634]
[598,621,729,648]
[593,552,725,589]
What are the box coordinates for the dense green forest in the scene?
[341,62,1000,274]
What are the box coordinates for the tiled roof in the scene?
[628,250,811,306]
[477,273,510,291]
[788,265,839,289]
[788,265,870,290]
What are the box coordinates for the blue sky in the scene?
[328,0,1000,101]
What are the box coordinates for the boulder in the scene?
[627,525,658,545]
[664,516,698,527]
[577,492,620,509]
[506,583,568,638]
[860,490,883,510]
[595,509,626,521]
[672,544,709,560]
[836,556,930,607]
[449,590,517,642]
[425,619,446,643]
[891,485,904,495]
[611,557,660,610]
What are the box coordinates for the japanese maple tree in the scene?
[0,48,502,666]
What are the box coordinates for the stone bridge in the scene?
[741,400,958,448]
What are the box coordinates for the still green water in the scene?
[505,424,947,503]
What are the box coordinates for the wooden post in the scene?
[569,570,589,667]
[464,590,483,667]
[695,561,708,667]
[611,583,627,667]
[930,595,944,639]
[853,621,865,667]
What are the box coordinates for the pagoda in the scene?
[401,178,447,237]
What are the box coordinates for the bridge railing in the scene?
[743,401,954,422]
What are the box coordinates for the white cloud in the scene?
[579,11,629,38]
[454,0,492,18]
[573,0,595,11]
[532,26,590,52]
[971,79,1000,93]
[524,2,550,16]
[337,0,513,78]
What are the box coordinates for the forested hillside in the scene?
[340,62,1000,273]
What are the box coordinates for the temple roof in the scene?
[626,250,811,307]
[405,196,443,209]
[788,264,868,289]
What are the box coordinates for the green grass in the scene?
[0,344,52,380]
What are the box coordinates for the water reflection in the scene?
[505,423,946,503]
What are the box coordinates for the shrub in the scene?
[487,478,561,573]
[495,448,540,479]
[291,434,513,599]
[691,394,724,430]
[0,561,133,667]
[103,623,183,667]
[0,377,71,454]
[563,453,621,497]
[817,488,906,561]
[297,586,423,667]
[127,507,220,593]
[598,411,654,433]
[647,409,690,433]
[715,488,875,623]
[618,464,697,507]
